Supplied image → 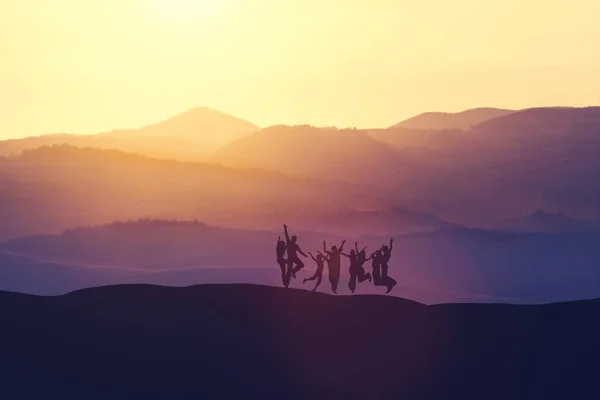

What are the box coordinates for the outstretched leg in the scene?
[313,274,322,291]
[291,257,305,276]
[357,268,371,283]
[385,276,398,294]
[303,270,319,284]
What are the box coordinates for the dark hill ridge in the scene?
[1,284,598,399]
[390,107,515,130]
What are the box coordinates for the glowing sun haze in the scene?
[0,0,599,138]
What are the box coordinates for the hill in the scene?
[100,107,259,147]
[0,107,259,160]
[473,106,600,133]
[3,106,600,230]
[390,107,515,130]
[212,107,600,227]
[0,284,598,399]
[0,145,387,241]
[377,107,600,226]
[212,125,403,184]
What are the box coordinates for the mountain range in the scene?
[0,107,259,161]
[1,106,600,234]
[1,104,600,304]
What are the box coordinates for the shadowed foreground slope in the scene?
[1,284,599,399]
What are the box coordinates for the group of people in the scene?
[276,224,397,294]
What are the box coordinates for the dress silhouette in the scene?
[276,236,289,288]
[370,250,383,286]
[303,251,327,291]
[283,224,307,280]
[380,238,397,294]
[342,249,358,293]
[323,240,346,294]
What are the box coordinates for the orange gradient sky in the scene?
[1,0,599,138]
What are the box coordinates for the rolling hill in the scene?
[3,106,600,231]
[0,107,259,160]
[100,106,258,146]
[214,107,600,227]
[0,284,598,399]
[390,107,515,130]
[213,125,404,185]
[0,145,390,240]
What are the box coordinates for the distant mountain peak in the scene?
[139,106,259,133]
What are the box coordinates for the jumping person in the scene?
[303,251,327,292]
[342,248,358,293]
[283,224,308,280]
[323,240,346,294]
[370,249,384,287]
[355,246,373,287]
[276,236,289,288]
[380,238,397,294]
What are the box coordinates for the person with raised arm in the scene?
[355,245,373,288]
[303,251,327,292]
[283,224,307,280]
[380,238,397,294]
[276,236,289,288]
[342,246,359,293]
[370,249,383,287]
[323,239,346,294]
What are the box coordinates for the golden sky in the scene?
[1,0,599,138]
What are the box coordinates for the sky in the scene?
[1,0,599,138]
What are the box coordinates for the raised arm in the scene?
[323,241,332,255]
[318,251,331,262]
[367,250,377,261]
[284,224,291,242]
[389,238,394,254]
[354,242,359,253]
[338,240,346,253]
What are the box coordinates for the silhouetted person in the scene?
[276,236,289,288]
[380,238,397,294]
[370,250,383,286]
[323,240,346,294]
[355,245,373,286]
[303,251,327,291]
[284,224,307,279]
[342,248,358,293]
